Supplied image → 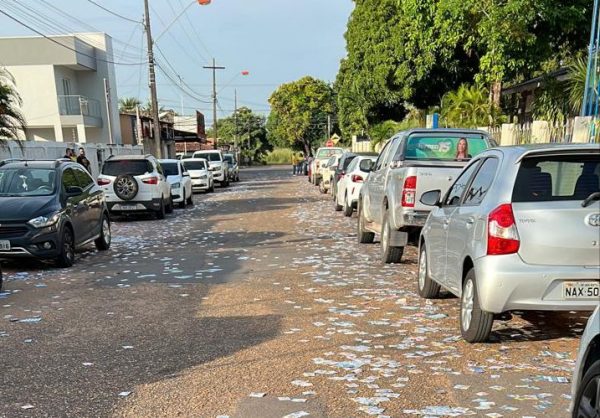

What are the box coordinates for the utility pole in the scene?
[203,58,225,150]
[178,75,184,117]
[143,0,162,158]
[103,78,114,145]
[327,115,332,139]
[234,88,238,151]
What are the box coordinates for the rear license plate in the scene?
[115,204,139,211]
[0,240,11,251]
[563,282,600,299]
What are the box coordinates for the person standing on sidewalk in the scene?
[291,152,299,175]
[77,147,92,173]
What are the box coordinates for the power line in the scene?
[165,0,210,64]
[175,0,213,59]
[85,0,142,24]
[0,7,146,66]
[155,60,211,104]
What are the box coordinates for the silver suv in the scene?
[418,144,600,342]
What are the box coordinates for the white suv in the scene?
[97,155,173,219]
[192,150,230,187]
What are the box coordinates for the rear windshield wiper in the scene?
[582,191,600,208]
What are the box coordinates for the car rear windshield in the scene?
[0,168,56,197]
[183,161,206,171]
[102,160,152,176]
[223,155,236,164]
[194,153,221,162]
[403,134,489,161]
[316,149,343,158]
[513,155,600,202]
[161,163,179,177]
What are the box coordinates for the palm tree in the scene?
[118,97,141,113]
[0,67,26,144]
[567,57,588,114]
[441,84,503,128]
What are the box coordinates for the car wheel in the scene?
[113,175,139,201]
[209,183,215,193]
[573,360,600,418]
[357,199,375,244]
[343,194,353,217]
[236,175,240,182]
[315,176,321,186]
[417,244,440,298]
[94,215,111,251]
[156,198,166,220]
[56,227,75,268]
[187,193,194,206]
[179,191,187,209]
[381,210,404,264]
[460,269,494,343]
[334,193,343,211]
[165,197,174,214]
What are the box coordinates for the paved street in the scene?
[1,167,590,418]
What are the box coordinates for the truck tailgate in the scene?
[398,162,468,211]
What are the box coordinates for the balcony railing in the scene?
[58,95,101,118]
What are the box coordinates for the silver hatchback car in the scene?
[418,144,600,343]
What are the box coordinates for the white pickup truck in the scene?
[357,129,495,263]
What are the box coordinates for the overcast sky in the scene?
[0,0,354,123]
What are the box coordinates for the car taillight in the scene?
[97,178,111,186]
[142,177,159,185]
[487,204,520,255]
[337,171,345,180]
[351,174,364,183]
[401,176,417,207]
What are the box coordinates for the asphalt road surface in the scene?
[1,166,590,418]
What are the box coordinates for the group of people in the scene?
[291,152,308,176]
[63,147,92,173]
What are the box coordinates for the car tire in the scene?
[334,193,343,211]
[113,174,139,201]
[315,176,321,186]
[179,191,187,209]
[209,183,215,193]
[94,215,111,251]
[165,197,174,214]
[460,269,494,343]
[222,180,230,188]
[381,210,404,264]
[187,193,194,206]
[357,199,375,244]
[56,227,75,268]
[156,198,166,220]
[343,194,353,217]
[417,245,440,298]
[572,359,600,418]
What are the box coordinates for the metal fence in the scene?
[58,95,102,119]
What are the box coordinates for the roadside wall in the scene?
[0,140,143,178]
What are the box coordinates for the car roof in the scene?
[0,159,73,169]
[485,143,600,161]
[194,150,220,153]
[402,128,489,136]
[107,154,152,161]
[158,159,180,164]
[182,158,208,163]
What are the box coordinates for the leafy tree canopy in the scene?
[214,107,271,162]
[267,76,336,156]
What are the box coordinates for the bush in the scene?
[265,148,294,165]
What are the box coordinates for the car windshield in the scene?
[0,167,56,197]
[513,155,600,202]
[194,153,221,162]
[183,161,207,171]
[102,160,152,176]
[316,148,343,158]
[161,163,179,177]
[223,155,236,164]
[403,134,489,161]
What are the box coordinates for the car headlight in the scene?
[28,212,60,228]
[171,182,181,189]
[200,175,207,179]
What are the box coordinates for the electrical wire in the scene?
[84,0,142,24]
[0,7,146,66]
[175,0,213,59]
[155,61,212,104]
[165,0,210,64]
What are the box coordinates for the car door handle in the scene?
[466,217,474,225]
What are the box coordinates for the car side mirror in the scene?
[359,159,374,172]
[183,172,190,177]
[66,186,84,197]
[420,190,442,207]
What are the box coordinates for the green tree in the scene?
[215,107,271,162]
[118,97,141,113]
[268,76,336,156]
[0,67,26,143]
[567,57,589,114]
[441,84,504,128]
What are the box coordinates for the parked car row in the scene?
[180,150,240,185]
[0,150,236,276]
[308,130,599,416]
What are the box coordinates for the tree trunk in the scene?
[491,80,502,107]
[302,140,311,157]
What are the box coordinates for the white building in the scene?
[0,33,121,144]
